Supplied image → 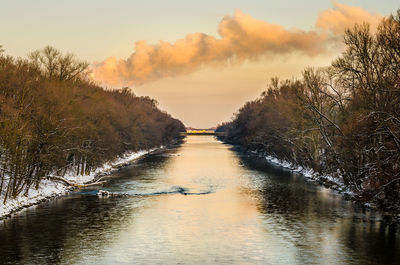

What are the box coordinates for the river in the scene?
[0,136,399,264]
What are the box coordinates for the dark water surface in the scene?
[0,136,399,264]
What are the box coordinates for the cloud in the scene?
[316,1,382,35]
[92,2,383,86]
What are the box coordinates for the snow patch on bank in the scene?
[0,147,160,220]
[263,154,354,196]
[62,148,159,184]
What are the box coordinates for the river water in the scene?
[0,136,399,264]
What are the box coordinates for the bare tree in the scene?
[28,46,89,81]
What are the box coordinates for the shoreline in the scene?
[223,140,400,225]
[0,146,164,221]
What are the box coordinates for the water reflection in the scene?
[0,136,399,264]
[239,155,399,264]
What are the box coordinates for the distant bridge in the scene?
[180,130,225,136]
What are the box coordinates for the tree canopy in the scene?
[0,47,185,203]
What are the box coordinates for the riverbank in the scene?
[223,141,400,225]
[265,153,399,224]
[261,154,353,196]
[0,147,162,220]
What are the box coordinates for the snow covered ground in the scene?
[263,154,354,196]
[0,147,160,220]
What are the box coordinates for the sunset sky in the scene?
[2,0,399,127]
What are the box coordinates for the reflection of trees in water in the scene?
[110,147,179,185]
[335,216,400,264]
[0,148,176,264]
[0,195,138,264]
[239,154,342,217]
[238,154,400,265]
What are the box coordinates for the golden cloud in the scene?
[92,2,383,86]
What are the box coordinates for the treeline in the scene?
[217,11,400,215]
[0,46,185,203]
